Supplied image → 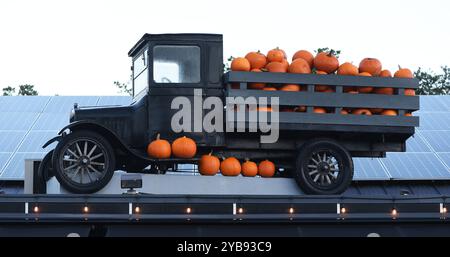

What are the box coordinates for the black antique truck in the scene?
[39,33,419,195]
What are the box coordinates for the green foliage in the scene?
[114,81,132,96]
[2,85,38,96]
[17,84,38,96]
[415,66,450,95]
[315,47,341,58]
[2,86,15,96]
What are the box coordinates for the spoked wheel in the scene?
[53,130,116,194]
[295,139,353,195]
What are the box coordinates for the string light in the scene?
[340,207,347,214]
[391,208,398,217]
[289,207,294,214]
[238,208,244,214]
[83,206,89,213]
[134,206,141,213]
[186,207,192,214]
[441,207,447,214]
[33,206,39,213]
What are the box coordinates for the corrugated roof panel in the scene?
[405,132,432,152]
[0,153,12,174]
[0,96,50,113]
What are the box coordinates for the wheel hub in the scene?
[317,162,330,173]
[79,156,90,167]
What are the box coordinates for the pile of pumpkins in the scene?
[147,134,275,177]
[230,48,415,116]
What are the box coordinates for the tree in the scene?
[2,86,15,96]
[114,81,132,96]
[17,84,38,96]
[415,66,450,95]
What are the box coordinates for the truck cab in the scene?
[42,33,419,195]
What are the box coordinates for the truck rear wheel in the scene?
[53,130,116,194]
[294,139,353,195]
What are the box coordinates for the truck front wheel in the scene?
[294,139,354,195]
[53,130,116,194]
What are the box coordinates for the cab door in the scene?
[147,42,224,147]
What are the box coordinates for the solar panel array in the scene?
[0,95,449,181]
[0,96,132,180]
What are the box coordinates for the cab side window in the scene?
[133,49,148,96]
[153,45,200,84]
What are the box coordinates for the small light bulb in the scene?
[134,206,141,213]
[340,207,347,214]
[83,206,89,213]
[289,207,294,214]
[238,208,244,214]
[33,206,39,213]
[441,207,447,214]
[391,208,398,216]
[186,207,192,214]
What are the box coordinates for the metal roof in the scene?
[0,95,449,182]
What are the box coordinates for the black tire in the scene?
[294,139,354,195]
[53,130,116,194]
[38,150,54,182]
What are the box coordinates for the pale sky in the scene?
[0,0,449,96]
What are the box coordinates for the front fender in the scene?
[42,135,62,149]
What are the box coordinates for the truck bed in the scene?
[224,71,419,134]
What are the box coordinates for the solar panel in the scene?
[417,96,450,112]
[419,131,450,152]
[381,153,450,180]
[405,132,432,152]
[353,158,390,180]
[17,131,59,152]
[0,112,39,131]
[32,113,69,131]
[43,96,99,114]
[97,96,132,106]
[418,113,450,130]
[0,96,50,113]
[0,152,46,180]
[437,153,450,169]
[0,153,12,175]
[0,131,27,152]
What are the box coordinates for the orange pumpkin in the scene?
[288,58,311,74]
[352,109,372,115]
[292,50,314,68]
[370,108,384,114]
[265,61,287,73]
[357,72,373,93]
[405,112,413,116]
[280,59,290,71]
[199,152,220,176]
[295,106,307,112]
[313,51,339,74]
[220,157,241,176]
[245,51,267,69]
[314,107,327,114]
[394,68,415,96]
[258,160,275,177]
[379,70,392,77]
[381,109,397,116]
[359,58,382,76]
[280,84,301,91]
[405,89,416,96]
[257,106,273,112]
[263,86,277,91]
[171,136,197,158]
[340,109,349,115]
[147,134,171,159]
[242,159,258,177]
[248,69,266,89]
[314,70,332,92]
[267,48,286,63]
[347,90,359,94]
[394,67,413,78]
[231,57,251,71]
[337,62,358,76]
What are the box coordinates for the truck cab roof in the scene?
[128,33,223,57]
